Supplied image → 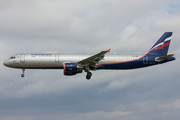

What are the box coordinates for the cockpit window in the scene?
[9,56,16,59]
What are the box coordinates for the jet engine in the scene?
[63,63,83,75]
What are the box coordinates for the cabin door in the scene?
[55,54,59,63]
[20,54,25,63]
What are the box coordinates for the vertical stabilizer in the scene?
[148,32,172,56]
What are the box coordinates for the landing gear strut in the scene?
[21,69,25,78]
[86,72,92,80]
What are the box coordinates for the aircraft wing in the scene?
[78,49,111,68]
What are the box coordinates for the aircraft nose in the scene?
[3,60,8,66]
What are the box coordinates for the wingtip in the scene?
[107,49,111,53]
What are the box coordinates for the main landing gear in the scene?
[86,72,92,80]
[84,66,92,80]
[21,69,25,78]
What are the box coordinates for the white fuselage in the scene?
[3,53,142,69]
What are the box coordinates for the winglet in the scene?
[107,49,111,53]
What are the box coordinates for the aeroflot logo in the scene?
[150,36,171,51]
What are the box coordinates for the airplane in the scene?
[3,32,175,80]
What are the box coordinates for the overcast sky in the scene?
[0,0,180,120]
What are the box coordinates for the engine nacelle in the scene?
[63,63,82,76]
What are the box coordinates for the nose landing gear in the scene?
[21,69,25,77]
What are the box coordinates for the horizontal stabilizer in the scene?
[155,54,174,61]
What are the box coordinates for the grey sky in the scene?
[0,0,180,120]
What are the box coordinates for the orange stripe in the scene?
[96,59,138,66]
[96,53,149,66]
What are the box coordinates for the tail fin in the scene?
[147,32,173,56]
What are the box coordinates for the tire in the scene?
[21,74,24,77]
[87,72,92,76]
[86,72,92,80]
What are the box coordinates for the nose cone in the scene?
[3,60,8,67]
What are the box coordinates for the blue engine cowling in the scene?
[63,63,82,76]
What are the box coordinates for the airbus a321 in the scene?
[3,32,175,80]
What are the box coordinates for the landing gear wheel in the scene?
[21,74,24,77]
[21,69,25,78]
[86,72,92,80]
